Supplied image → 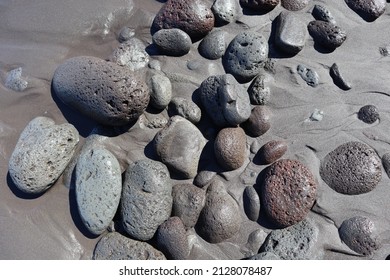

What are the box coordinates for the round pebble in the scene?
[93,232,166,260]
[109,38,149,71]
[198,30,228,60]
[240,0,280,12]
[345,0,386,22]
[169,97,202,124]
[308,21,347,51]
[297,64,319,87]
[121,159,173,241]
[52,56,149,126]
[247,73,272,105]
[75,147,122,235]
[281,0,310,11]
[212,0,240,25]
[242,105,272,137]
[243,186,261,221]
[261,159,317,228]
[152,0,215,41]
[152,28,192,56]
[312,4,337,25]
[358,105,379,124]
[339,216,380,255]
[214,127,247,171]
[257,140,288,164]
[149,73,172,110]
[8,116,79,194]
[320,141,382,195]
[223,31,269,83]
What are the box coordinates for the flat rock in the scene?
[109,38,149,71]
[52,56,149,126]
[312,4,337,25]
[320,141,382,195]
[169,97,202,124]
[223,31,269,83]
[242,105,272,137]
[358,105,379,124]
[172,183,206,229]
[93,232,166,260]
[240,0,280,12]
[152,28,192,56]
[212,0,240,25]
[75,147,122,235]
[257,140,288,164]
[121,159,173,241]
[261,159,317,228]
[152,0,215,41]
[8,116,79,194]
[275,11,307,55]
[148,73,172,110]
[196,180,242,243]
[297,64,319,87]
[243,186,261,221]
[308,21,347,51]
[247,72,272,105]
[154,116,207,178]
[214,127,247,171]
[200,74,251,127]
[339,216,380,255]
[345,0,386,22]
[261,219,319,259]
[198,30,228,60]
[156,217,190,260]
[330,62,352,90]
[281,0,309,11]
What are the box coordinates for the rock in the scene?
[247,73,272,105]
[8,117,79,194]
[275,11,307,55]
[109,38,149,71]
[154,116,207,178]
[200,74,251,127]
[242,105,272,137]
[240,0,280,12]
[312,4,337,25]
[345,0,386,22]
[214,127,247,171]
[330,63,352,90]
[75,148,121,235]
[149,74,172,110]
[118,26,135,43]
[196,180,242,243]
[308,109,324,122]
[169,97,202,124]
[93,232,166,260]
[223,31,269,83]
[52,56,149,126]
[382,152,390,178]
[243,186,261,221]
[281,0,310,11]
[5,67,28,91]
[261,159,317,228]
[156,217,190,260]
[358,105,379,124]
[249,252,280,260]
[257,140,288,164]
[152,0,215,41]
[320,141,382,195]
[308,21,347,51]
[121,159,173,241]
[193,170,217,187]
[172,184,206,229]
[297,64,319,87]
[198,30,228,60]
[261,219,319,259]
[244,229,268,256]
[212,0,240,25]
[152,28,192,56]
[339,216,380,255]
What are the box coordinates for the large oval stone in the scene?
[52,56,149,126]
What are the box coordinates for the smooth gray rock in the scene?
[169,97,202,124]
[93,232,166,260]
[339,216,380,255]
[193,170,217,188]
[154,116,207,178]
[172,183,206,229]
[243,186,260,221]
[8,116,79,194]
[212,0,240,25]
[149,74,172,110]
[223,31,269,83]
[261,219,319,259]
[121,159,173,241]
[52,56,149,126]
[75,148,122,235]
[281,0,309,11]
[330,63,352,90]
[308,21,347,51]
[118,26,136,43]
[297,64,319,87]
[358,105,379,124]
[152,28,192,56]
[5,67,28,91]
[109,38,149,71]
[247,72,272,105]
[312,4,337,25]
[198,30,228,60]
[156,217,190,260]
[200,74,251,127]
[275,11,306,55]
[345,0,386,22]
[196,180,242,243]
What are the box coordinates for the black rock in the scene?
[330,63,352,90]
[308,20,347,51]
[358,105,379,124]
[345,0,386,22]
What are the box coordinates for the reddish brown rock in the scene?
[214,127,247,171]
[152,0,215,41]
[257,140,288,164]
[261,159,317,228]
[242,106,272,137]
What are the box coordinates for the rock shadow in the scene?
[6,172,44,199]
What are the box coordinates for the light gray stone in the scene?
[5,67,28,91]
[275,11,306,55]
[8,116,79,194]
[149,74,172,110]
[198,30,228,60]
[169,97,201,124]
[109,38,149,71]
[248,72,272,105]
[75,147,122,235]
[212,0,240,25]
[118,26,136,43]
[121,159,173,241]
[297,64,319,87]
[153,28,192,56]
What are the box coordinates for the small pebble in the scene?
[308,21,347,51]
[257,140,288,164]
[118,26,135,43]
[242,105,272,137]
[169,97,202,124]
[297,64,319,87]
[212,0,240,25]
[149,74,172,110]
[247,73,272,105]
[243,186,261,221]
[330,63,352,90]
[312,4,337,25]
[281,0,310,11]
[198,30,228,60]
[358,105,379,124]
[309,109,324,121]
[152,28,192,56]
[345,0,386,22]
[5,67,28,91]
